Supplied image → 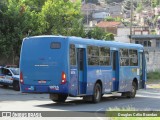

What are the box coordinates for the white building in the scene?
[114,27,130,43]
[92,12,110,19]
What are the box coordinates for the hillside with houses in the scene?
[81,0,160,71]
[81,0,160,36]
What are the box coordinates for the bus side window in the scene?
[87,46,99,65]
[120,49,129,66]
[99,47,110,66]
[70,44,76,65]
[129,49,138,66]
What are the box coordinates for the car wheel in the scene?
[13,81,20,91]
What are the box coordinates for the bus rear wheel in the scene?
[92,83,102,103]
[50,94,67,103]
[3,85,8,88]
[126,82,137,98]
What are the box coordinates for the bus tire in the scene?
[121,92,127,97]
[126,82,137,98]
[13,81,20,91]
[50,94,67,103]
[3,85,8,88]
[92,83,102,103]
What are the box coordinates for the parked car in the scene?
[0,67,20,91]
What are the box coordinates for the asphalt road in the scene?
[0,85,160,119]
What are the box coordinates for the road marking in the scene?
[137,94,160,98]
[95,108,106,120]
[138,91,160,95]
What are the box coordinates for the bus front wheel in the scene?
[50,94,67,103]
[92,83,102,103]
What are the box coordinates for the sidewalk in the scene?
[146,83,160,89]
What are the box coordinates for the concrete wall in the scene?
[146,51,160,72]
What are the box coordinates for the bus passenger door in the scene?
[139,52,146,89]
[111,51,119,91]
[77,48,87,94]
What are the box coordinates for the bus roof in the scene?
[25,35,143,50]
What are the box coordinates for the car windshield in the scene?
[10,68,19,75]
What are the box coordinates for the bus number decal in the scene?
[70,69,77,74]
[71,71,76,74]
[49,86,59,90]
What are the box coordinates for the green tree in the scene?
[103,33,114,40]
[105,16,115,21]
[105,16,121,22]
[39,0,82,35]
[86,27,114,40]
[86,27,105,40]
[151,0,160,7]
[0,0,41,64]
[136,2,143,13]
[22,0,47,12]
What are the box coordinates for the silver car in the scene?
[0,67,20,91]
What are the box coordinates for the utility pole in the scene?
[84,0,89,30]
[130,0,133,43]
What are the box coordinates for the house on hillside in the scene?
[115,26,160,71]
[106,2,123,18]
[81,3,106,25]
[132,35,160,71]
[92,12,110,20]
[155,6,160,16]
[96,21,122,34]
[115,26,150,43]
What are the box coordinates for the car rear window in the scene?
[0,68,2,74]
[10,68,19,75]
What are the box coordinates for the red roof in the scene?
[96,21,121,28]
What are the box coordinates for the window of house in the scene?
[135,41,139,44]
[148,41,151,47]
[144,41,147,47]
[156,41,160,48]
[135,40,151,47]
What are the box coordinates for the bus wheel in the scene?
[92,83,102,103]
[3,85,8,88]
[121,92,127,97]
[13,81,20,91]
[126,82,137,98]
[50,94,67,103]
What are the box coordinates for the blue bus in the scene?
[20,35,146,103]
